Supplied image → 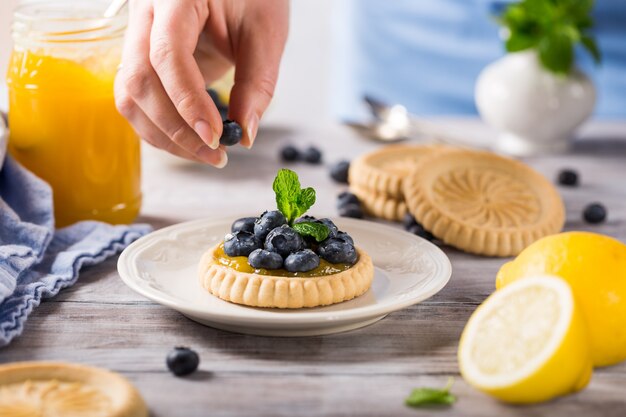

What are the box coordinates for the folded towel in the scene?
[0,153,151,347]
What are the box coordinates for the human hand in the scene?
[114,0,289,167]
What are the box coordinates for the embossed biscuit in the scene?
[403,149,565,257]
[349,184,408,222]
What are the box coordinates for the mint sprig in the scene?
[405,378,456,408]
[499,0,601,74]
[272,169,329,239]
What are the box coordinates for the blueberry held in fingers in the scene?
[583,203,607,224]
[166,347,200,377]
[220,120,243,146]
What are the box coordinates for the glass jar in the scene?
[6,0,141,228]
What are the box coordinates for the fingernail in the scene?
[214,149,228,169]
[244,114,259,149]
[195,120,219,149]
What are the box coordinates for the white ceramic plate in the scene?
[118,217,452,336]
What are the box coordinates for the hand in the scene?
[114,0,289,167]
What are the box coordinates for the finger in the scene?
[150,0,223,149]
[118,0,220,162]
[228,0,289,148]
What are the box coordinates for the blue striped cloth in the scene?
[0,151,151,346]
[332,0,626,120]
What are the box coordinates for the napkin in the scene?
[0,152,151,347]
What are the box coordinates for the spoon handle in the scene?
[104,0,128,18]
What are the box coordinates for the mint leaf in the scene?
[538,31,574,74]
[405,378,456,408]
[295,187,316,219]
[293,222,330,242]
[505,32,538,52]
[272,169,318,224]
[581,35,601,64]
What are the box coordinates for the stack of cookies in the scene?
[349,144,564,257]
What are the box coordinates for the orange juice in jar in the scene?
[6,1,141,227]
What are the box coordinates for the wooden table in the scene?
[2,120,625,416]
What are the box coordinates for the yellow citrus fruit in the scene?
[459,275,593,404]
[496,231,626,366]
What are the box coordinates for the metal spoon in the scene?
[104,0,128,18]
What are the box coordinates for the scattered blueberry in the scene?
[224,231,261,257]
[317,238,358,265]
[558,169,579,187]
[402,213,418,230]
[280,145,300,162]
[220,120,243,146]
[166,347,200,377]
[407,223,435,241]
[337,191,360,209]
[338,203,364,219]
[265,225,305,257]
[330,160,350,184]
[303,146,322,164]
[231,217,257,233]
[583,203,607,224]
[254,210,287,241]
[284,249,320,272]
[294,215,317,224]
[248,248,284,270]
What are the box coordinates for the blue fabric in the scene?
[0,154,151,347]
[332,0,626,120]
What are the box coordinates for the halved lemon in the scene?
[458,275,593,404]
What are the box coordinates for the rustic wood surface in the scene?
[2,120,625,417]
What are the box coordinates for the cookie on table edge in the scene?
[350,184,408,222]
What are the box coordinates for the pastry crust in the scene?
[350,184,408,221]
[349,144,452,199]
[198,244,374,309]
[0,361,148,417]
[403,149,565,257]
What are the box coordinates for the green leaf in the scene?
[405,378,456,408]
[505,32,538,52]
[295,187,316,219]
[581,35,602,64]
[272,169,301,223]
[292,221,330,242]
[538,31,574,74]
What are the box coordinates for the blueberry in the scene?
[583,203,607,224]
[407,223,435,241]
[231,217,257,233]
[254,210,287,240]
[337,191,360,208]
[284,249,320,272]
[219,106,229,121]
[207,88,222,106]
[316,218,339,237]
[338,203,364,219]
[280,145,300,162]
[264,225,305,257]
[335,231,354,245]
[330,160,350,184]
[317,238,358,265]
[294,215,317,224]
[248,249,283,270]
[224,231,261,257]
[402,213,418,230]
[557,169,579,187]
[220,120,243,146]
[303,146,322,164]
[166,347,199,377]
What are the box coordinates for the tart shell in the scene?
[198,244,374,309]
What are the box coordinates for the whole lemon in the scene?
[496,231,626,367]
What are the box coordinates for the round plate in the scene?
[117,217,452,336]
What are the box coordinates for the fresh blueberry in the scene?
[224,231,261,257]
[166,347,199,377]
[557,169,579,187]
[294,215,317,224]
[264,225,305,257]
[284,249,320,272]
[220,120,243,146]
[207,88,222,106]
[231,217,257,233]
[335,231,354,245]
[407,223,435,241]
[402,213,418,230]
[317,238,358,265]
[337,191,360,208]
[338,203,364,219]
[280,145,300,162]
[330,160,350,184]
[303,146,322,164]
[254,210,287,240]
[248,249,283,270]
[218,106,229,121]
[583,203,607,224]
[316,218,339,237]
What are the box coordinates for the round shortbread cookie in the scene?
[403,149,565,257]
[350,184,408,222]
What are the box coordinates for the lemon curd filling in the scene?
[213,243,354,278]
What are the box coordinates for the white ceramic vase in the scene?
[475,51,596,156]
